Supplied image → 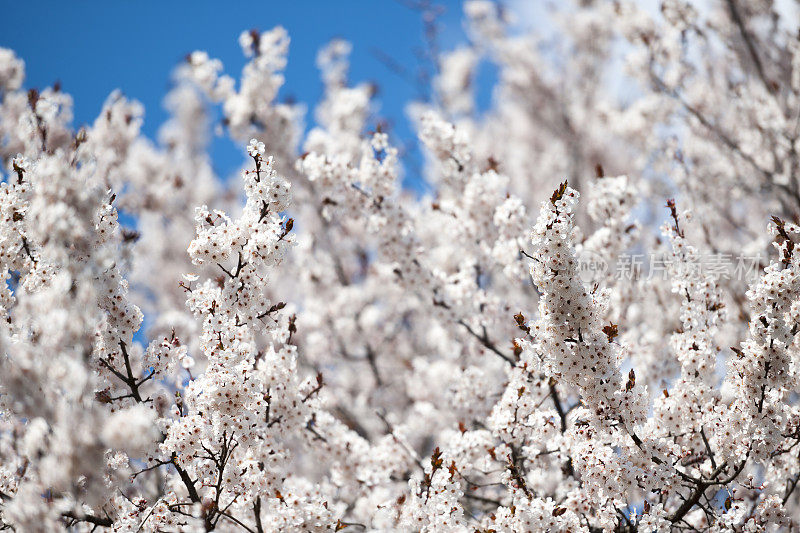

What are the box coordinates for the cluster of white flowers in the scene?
[2,1,800,531]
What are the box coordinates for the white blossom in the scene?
[1,2,800,531]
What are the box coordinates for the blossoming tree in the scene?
[1,1,800,531]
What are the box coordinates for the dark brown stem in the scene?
[724,0,772,93]
[549,383,568,433]
[61,510,113,528]
[457,320,516,365]
[253,496,264,533]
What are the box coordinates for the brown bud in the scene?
[95,389,112,404]
[602,323,619,342]
[550,181,568,205]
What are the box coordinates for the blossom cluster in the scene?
[1,1,800,531]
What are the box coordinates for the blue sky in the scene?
[1,1,489,188]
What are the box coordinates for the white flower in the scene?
[238,30,255,57]
[11,153,29,174]
[247,138,265,158]
[101,404,158,456]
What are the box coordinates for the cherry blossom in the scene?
[1,1,800,531]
